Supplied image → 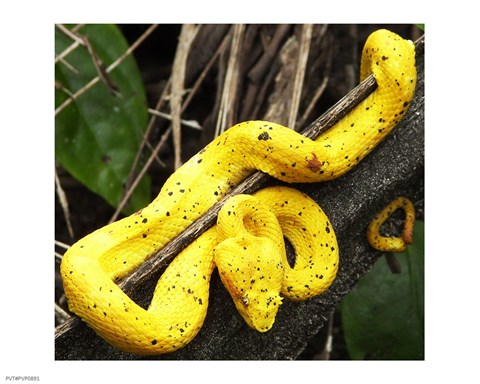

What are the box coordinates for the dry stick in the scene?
[298,75,330,128]
[249,52,280,119]
[183,32,231,113]
[215,24,245,137]
[386,253,402,274]
[297,25,331,128]
[54,25,85,75]
[316,311,334,360]
[144,140,167,167]
[288,24,312,130]
[54,169,75,239]
[55,24,159,116]
[70,24,84,33]
[82,35,119,96]
[54,252,64,263]
[56,35,424,338]
[225,25,245,130]
[55,57,78,75]
[148,109,202,130]
[139,79,173,158]
[55,303,71,323]
[55,239,71,250]
[54,80,75,98]
[54,24,85,64]
[55,24,85,45]
[171,24,200,170]
[248,25,291,84]
[240,25,291,120]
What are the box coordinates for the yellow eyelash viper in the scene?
[60,29,417,355]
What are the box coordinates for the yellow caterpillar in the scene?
[60,29,417,355]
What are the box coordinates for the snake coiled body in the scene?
[60,29,417,355]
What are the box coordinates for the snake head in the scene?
[214,235,284,332]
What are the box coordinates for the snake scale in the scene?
[60,29,417,355]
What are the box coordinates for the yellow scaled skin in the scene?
[60,29,417,355]
[215,187,338,332]
[367,197,415,253]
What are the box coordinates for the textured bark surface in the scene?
[55,35,424,361]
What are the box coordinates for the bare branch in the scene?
[171,24,200,169]
[54,169,74,239]
[215,24,245,137]
[288,24,312,129]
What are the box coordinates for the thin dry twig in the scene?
[144,141,167,168]
[55,57,79,75]
[55,80,75,96]
[215,24,245,137]
[55,303,71,323]
[171,24,200,170]
[55,239,71,250]
[240,25,291,120]
[248,25,291,84]
[55,24,159,116]
[55,252,64,262]
[298,76,330,128]
[54,24,85,64]
[56,24,85,44]
[314,311,334,360]
[82,35,119,96]
[55,169,75,239]
[297,25,330,128]
[148,109,202,130]
[288,24,312,129]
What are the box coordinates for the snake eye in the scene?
[241,296,250,307]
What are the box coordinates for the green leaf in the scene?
[340,221,424,359]
[55,24,150,215]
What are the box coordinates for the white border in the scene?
[2,1,479,383]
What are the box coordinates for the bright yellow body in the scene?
[367,197,416,253]
[60,29,417,355]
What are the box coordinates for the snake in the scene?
[60,29,417,355]
[367,197,415,253]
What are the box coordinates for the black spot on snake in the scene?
[258,132,271,141]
